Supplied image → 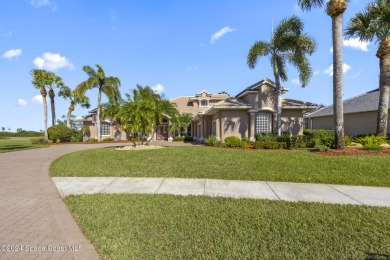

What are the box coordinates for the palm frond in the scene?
[298,0,325,11]
[247,41,269,69]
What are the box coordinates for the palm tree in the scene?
[75,64,121,141]
[345,0,390,136]
[247,16,316,136]
[46,71,63,126]
[31,69,49,142]
[58,85,91,128]
[298,0,349,148]
[119,85,155,145]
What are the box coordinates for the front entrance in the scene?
[156,125,168,140]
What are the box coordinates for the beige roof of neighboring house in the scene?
[213,97,251,107]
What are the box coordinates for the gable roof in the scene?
[282,98,318,108]
[213,97,251,107]
[235,77,289,98]
[307,89,385,118]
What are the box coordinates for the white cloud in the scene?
[313,70,320,76]
[186,65,198,71]
[292,79,300,85]
[151,83,164,94]
[17,98,27,106]
[210,26,234,44]
[30,0,51,7]
[324,63,351,76]
[343,38,370,52]
[33,52,74,71]
[330,47,333,53]
[32,95,43,104]
[2,49,22,59]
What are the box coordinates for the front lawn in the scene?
[0,137,47,153]
[65,194,390,259]
[51,146,390,187]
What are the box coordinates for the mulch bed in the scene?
[313,147,390,156]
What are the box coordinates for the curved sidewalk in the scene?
[0,143,130,260]
[53,177,390,208]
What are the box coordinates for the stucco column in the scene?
[249,112,255,142]
[219,112,224,142]
[200,117,204,140]
[215,112,221,140]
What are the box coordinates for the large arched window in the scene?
[255,112,272,133]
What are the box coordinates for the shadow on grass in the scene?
[0,144,45,153]
[365,252,390,259]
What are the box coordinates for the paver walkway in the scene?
[0,143,131,260]
[53,177,390,208]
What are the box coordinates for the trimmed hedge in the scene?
[253,141,284,149]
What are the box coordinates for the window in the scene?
[100,122,111,135]
[255,112,272,133]
[200,100,208,107]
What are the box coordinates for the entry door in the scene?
[156,125,168,140]
[156,125,164,140]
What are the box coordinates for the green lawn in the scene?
[51,146,390,187]
[0,137,47,153]
[65,194,390,259]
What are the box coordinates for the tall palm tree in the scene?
[75,64,121,141]
[46,71,63,126]
[247,16,316,136]
[345,0,390,136]
[31,69,49,142]
[298,0,349,148]
[58,85,91,128]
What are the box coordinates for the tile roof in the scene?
[213,97,251,107]
[235,77,288,98]
[282,98,318,108]
[307,89,386,118]
[169,96,207,116]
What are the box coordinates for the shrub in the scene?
[30,137,47,145]
[71,129,83,142]
[205,135,222,147]
[102,137,115,141]
[255,133,278,142]
[303,129,334,148]
[344,135,352,146]
[173,137,185,142]
[241,136,251,144]
[184,136,193,142]
[82,125,91,137]
[48,124,72,143]
[90,137,98,142]
[356,135,386,146]
[361,144,383,152]
[253,141,284,149]
[224,136,247,148]
[312,145,329,152]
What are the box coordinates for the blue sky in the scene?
[0,0,379,131]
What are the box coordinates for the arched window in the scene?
[255,112,272,133]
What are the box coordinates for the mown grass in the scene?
[51,146,390,187]
[65,194,390,259]
[0,137,47,153]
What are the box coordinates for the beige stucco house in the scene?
[82,78,317,141]
[306,89,390,136]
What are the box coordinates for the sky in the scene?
[0,0,380,131]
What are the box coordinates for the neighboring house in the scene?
[306,89,390,136]
[81,78,317,141]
